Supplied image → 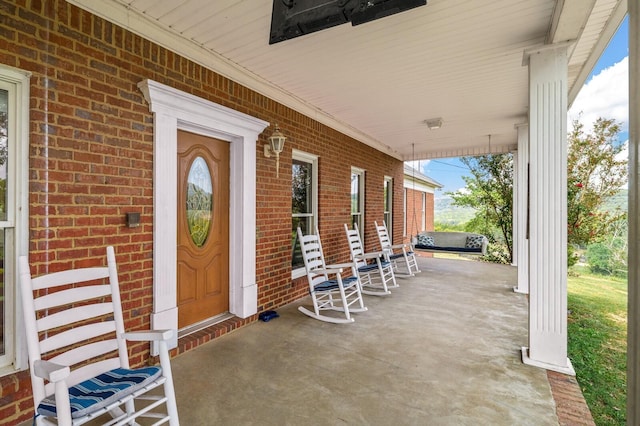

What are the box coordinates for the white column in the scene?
[521,44,574,375]
[228,129,258,318]
[628,0,640,422]
[514,124,529,294]
[512,149,518,267]
[151,111,179,352]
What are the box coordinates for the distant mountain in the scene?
[603,189,627,212]
[433,189,627,227]
[434,196,476,226]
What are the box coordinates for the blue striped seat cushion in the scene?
[358,261,390,272]
[38,366,162,419]
[358,264,379,272]
[313,276,358,292]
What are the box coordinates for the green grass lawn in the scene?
[568,268,627,425]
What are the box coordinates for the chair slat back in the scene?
[375,221,392,250]
[344,224,366,267]
[297,227,329,286]
[49,339,120,369]
[19,247,130,407]
[33,284,112,311]
[37,301,113,332]
[30,266,111,290]
[39,321,117,354]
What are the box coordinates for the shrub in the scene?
[587,241,627,277]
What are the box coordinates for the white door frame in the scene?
[138,79,268,352]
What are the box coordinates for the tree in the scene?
[567,117,627,266]
[446,117,626,267]
[448,154,513,263]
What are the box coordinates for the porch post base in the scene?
[521,347,575,376]
[513,287,528,294]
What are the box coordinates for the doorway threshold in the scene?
[178,313,236,339]
[175,313,255,356]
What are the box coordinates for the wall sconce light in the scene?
[264,124,286,177]
[425,118,444,130]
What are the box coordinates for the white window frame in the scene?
[384,176,393,240]
[292,150,318,279]
[0,65,30,376]
[403,187,407,237]
[422,192,427,232]
[350,167,365,236]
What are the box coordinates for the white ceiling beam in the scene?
[547,0,597,44]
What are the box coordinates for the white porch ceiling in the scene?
[70,0,625,161]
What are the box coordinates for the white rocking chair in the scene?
[19,246,179,426]
[344,224,397,295]
[297,227,367,323]
[374,221,420,276]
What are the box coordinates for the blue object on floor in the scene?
[259,310,279,322]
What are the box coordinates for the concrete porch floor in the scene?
[170,257,571,425]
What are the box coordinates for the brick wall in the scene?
[404,188,436,243]
[0,1,403,423]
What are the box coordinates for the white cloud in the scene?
[568,57,628,133]
[615,140,629,162]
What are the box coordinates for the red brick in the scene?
[548,371,595,426]
[1,0,405,420]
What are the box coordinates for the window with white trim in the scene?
[350,167,365,236]
[0,65,29,375]
[384,176,393,240]
[403,188,407,236]
[292,150,318,278]
[422,192,426,231]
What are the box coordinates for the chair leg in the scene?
[298,305,355,323]
[124,399,136,424]
[338,284,353,321]
[354,286,367,311]
[298,290,357,323]
[380,261,398,289]
[110,403,135,425]
[53,382,72,426]
[402,254,414,276]
[360,271,391,296]
[410,254,421,274]
[158,340,180,426]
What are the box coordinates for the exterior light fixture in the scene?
[425,118,443,130]
[264,124,286,177]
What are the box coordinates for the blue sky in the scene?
[419,16,629,197]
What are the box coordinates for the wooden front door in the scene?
[177,130,230,328]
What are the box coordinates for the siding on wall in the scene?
[0,0,404,422]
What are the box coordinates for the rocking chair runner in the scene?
[19,246,179,426]
[344,223,397,295]
[297,227,367,323]
[374,221,420,276]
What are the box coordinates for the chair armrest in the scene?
[314,267,344,275]
[358,252,383,260]
[34,360,70,383]
[123,329,174,342]
[326,262,354,270]
[390,244,407,250]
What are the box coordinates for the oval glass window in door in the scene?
[186,156,213,247]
